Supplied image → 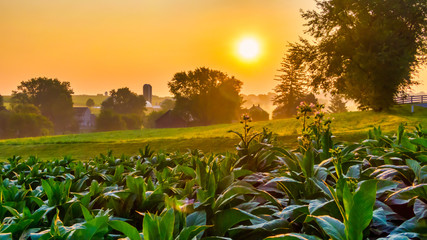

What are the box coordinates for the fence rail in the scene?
[394,95,427,104]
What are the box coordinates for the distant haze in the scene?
[0,0,426,96]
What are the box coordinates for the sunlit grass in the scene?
[0,105,426,160]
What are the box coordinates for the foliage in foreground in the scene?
[0,106,426,239]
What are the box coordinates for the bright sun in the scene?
[238,37,260,61]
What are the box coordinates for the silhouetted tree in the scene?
[86,98,95,107]
[98,88,145,131]
[101,88,146,114]
[292,0,427,111]
[328,95,348,113]
[273,53,311,119]
[96,109,126,131]
[160,99,175,111]
[11,77,74,132]
[0,95,5,111]
[168,67,242,125]
[12,103,41,114]
[0,104,53,139]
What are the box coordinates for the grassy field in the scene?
[0,105,426,161]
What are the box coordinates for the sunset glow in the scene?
[0,0,425,95]
[238,38,260,61]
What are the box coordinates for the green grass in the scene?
[0,105,426,160]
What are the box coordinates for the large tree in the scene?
[273,53,311,119]
[328,94,348,113]
[11,77,74,132]
[293,0,427,111]
[168,67,242,125]
[0,95,5,111]
[101,88,146,115]
[98,88,145,131]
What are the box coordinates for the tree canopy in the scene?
[293,0,427,111]
[168,67,243,125]
[11,77,74,132]
[0,103,53,139]
[328,95,348,113]
[0,95,5,111]
[273,53,311,118]
[101,88,146,115]
[86,98,95,107]
[160,99,175,111]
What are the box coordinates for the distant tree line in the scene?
[0,77,75,139]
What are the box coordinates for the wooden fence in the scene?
[394,95,427,104]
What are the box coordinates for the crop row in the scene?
[0,106,426,239]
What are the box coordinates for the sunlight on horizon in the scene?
[237,37,261,62]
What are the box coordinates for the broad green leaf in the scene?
[377,232,418,240]
[267,177,301,184]
[376,180,399,196]
[275,205,309,220]
[416,154,427,163]
[2,206,20,219]
[159,209,175,240]
[233,169,253,179]
[109,220,142,240]
[0,233,12,240]
[213,184,256,211]
[406,159,421,181]
[300,149,314,178]
[213,208,258,236]
[265,233,321,240]
[414,199,427,220]
[176,225,210,240]
[178,165,196,178]
[186,211,206,227]
[314,216,346,240]
[202,237,232,240]
[390,217,418,234]
[80,205,94,221]
[143,210,175,240]
[342,181,353,222]
[71,215,109,239]
[387,184,427,204]
[228,218,290,238]
[143,213,160,240]
[346,180,377,240]
[411,138,427,148]
[420,166,427,183]
[41,179,53,205]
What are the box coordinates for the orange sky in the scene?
[1,0,426,96]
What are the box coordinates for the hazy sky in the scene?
[1,0,426,96]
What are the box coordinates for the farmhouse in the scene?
[73,107,96,131]
[155,110,187,128]
[244,104,269,121]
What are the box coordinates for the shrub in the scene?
[143,110,166,128]
[96,110,126,131]
[86,98,95,107]
[122,114,143,130]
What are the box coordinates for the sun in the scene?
[237,37,260,61]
